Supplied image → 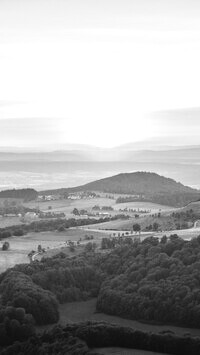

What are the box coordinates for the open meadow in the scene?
[37,298,200,354]
[0,228,108,273]
[58,299,200,338]
[25,196,114,217]
[0,216,22,228]
[25,196,175,218]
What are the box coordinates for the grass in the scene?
[0,228,108,273]
[182,200,200,213]
[0,216,22,228]
[38,298,200,355]
[25,197,174,219]
[57,299,200,338]
[25,197,114,215]
[79,214,174,232]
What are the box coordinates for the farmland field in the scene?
[80,217,142,231]
[81,222,200,241]
[0,216,22,228]
[24,197,175,219]
[25,197,114,217]
[0,228,107,273]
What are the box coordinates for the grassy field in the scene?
[182,200,200,213]
[25,197,175,219]
[80,218,136,231]
[0,216,22,228]
[25,197,114,217]
[58,299,200,338]
[0,228,107,273]
[156,226,200,240]
[79,214,174,232]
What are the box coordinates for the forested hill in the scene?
[75,172,197,195]
[41,172,200,207]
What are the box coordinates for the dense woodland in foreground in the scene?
[2,235,200,326]
[1,235,200,351]
[2,321,200,355]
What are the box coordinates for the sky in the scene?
[0,0,200,149]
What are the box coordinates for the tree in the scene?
[37,245,42,253]
[84,242,97,253]
[72,208,79,216]
[58,225,65,232]
[133,223,141,234]
[69,245,75,252]
[2,241,10,251]
[152,222,159,231]
[13,229,24,236]
[160,235,167,244]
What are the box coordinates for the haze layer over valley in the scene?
[0,142,199,191]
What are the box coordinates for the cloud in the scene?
[0,117,64,147]
[0,101,24,108]
[151,107,200,127]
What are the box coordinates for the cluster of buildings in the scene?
[37,191,97,201]
[68,191,97,200]
[37,195,59,201]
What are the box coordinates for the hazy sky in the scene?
[0,0,200,148]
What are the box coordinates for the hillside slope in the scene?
[76,171,197,195]
[42,172,200,207]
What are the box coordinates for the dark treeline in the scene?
[96,235,200,327]
[1,235,200,352]
[116,193,200,208]
[0,305,35,347]
[171,209,199,223]
[0,252,105,325]
[0,215,126,240]
[2,321,200,355]
[2,234,200,353]
[148,192,200,208]
[5,255,104,304]
[0,189,38,201]
[0,271,59,325]
[3,234,200,328]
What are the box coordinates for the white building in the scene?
[23,212,39,222]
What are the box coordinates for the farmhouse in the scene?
[37,195,58,201]
[68,193,81,200]
[23,212,39,222]
[96,212,111,218]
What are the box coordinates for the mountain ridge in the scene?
[70,171,198,194]
[41,171,200,207]
[0,172,199,207]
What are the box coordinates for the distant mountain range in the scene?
[0,145,199,164]
[0,143,199,192]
